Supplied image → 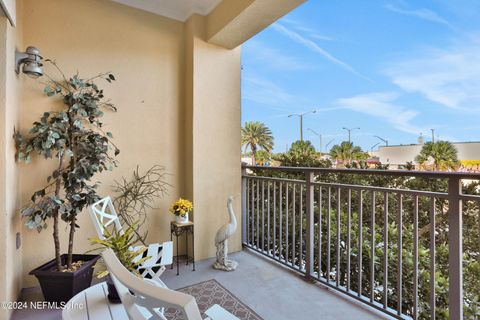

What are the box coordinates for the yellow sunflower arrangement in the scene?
[169,198,193,217]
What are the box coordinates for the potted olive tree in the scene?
[15,61,120,302]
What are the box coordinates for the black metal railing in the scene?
[241,165,480,320]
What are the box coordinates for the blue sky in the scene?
[241,0,480,153]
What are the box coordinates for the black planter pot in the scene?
[29,254,100,303]
[105,274,121,303]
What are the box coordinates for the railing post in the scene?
[305,170,315,279]
[241,165,248,245]
[448,176,463,320]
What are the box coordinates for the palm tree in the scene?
[241,121,274,165]
[330,141,367,166]
[273,140,333,168]
[415,141,459,171]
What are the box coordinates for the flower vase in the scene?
[175,212,189,224]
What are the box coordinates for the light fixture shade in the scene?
[15,46,43,77]
[23,62,43,78]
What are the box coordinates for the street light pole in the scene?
[374,135,388,146]
[430,129,435,143]
[307,128,323,153]
[289,110,317,142]
[342,127,360,143]
[371,142,380,152]
[325,139,335,152]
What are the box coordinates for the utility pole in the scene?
[430,128,435,143]
[342,127,360,143]
[289,110,317,141]
[374,135,388,146]
[371,142,380,152]
[325,139,335,152]
[307,128,322,153]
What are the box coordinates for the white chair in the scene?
[90,196,173,287]
[102,248,239,320]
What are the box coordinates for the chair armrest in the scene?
[204,304,239,320]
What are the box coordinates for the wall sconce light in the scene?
[15,46,43,78]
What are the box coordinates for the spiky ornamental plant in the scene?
[14,60,120,271]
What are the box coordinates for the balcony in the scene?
[11,165,479,319]
[241,165,480,320]
[13,250,385,320]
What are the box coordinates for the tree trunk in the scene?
[53,213,62,271]
[66,111,76,269]
[67,218,75,268]
[252,145,257,166]
[53,155,65,271]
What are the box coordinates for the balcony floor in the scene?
[12,249,387,320]
[163,249,386,320]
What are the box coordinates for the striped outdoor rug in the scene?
[164,279,263,320]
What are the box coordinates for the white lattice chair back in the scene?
[90,196,124,240]
[102,248,203,320]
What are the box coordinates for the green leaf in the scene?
[108,74,115,81]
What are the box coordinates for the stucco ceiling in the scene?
[111,0,222,21]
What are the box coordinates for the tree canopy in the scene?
[329,141,368,166]
[415,141,459,171]
[241,121,274,165]
[274,140,331,168]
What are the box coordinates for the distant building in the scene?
[370,141,480,168]
[241,157,253,165]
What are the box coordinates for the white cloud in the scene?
[281,18,335,41]
[335,92,423,134]
[242,75,309,111]
[384,2,454,29]
[243,40,310,70]
[271,23,371,81]
[384,34,480,111]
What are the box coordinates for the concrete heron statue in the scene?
[213,195,238,271]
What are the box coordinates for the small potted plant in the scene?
[89,221,150,303]
[169,198,193,224]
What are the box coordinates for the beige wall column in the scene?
[0,4,23,318]
[0,16,8,319]
[182,0,306,261]
[184,15,242,260]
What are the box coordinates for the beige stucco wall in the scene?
[17,0,246,289]
[0,17,8,318]
[19,0,185,288]
[0,1,23,318]
[1,0,305,306]
[184,15,242,259]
